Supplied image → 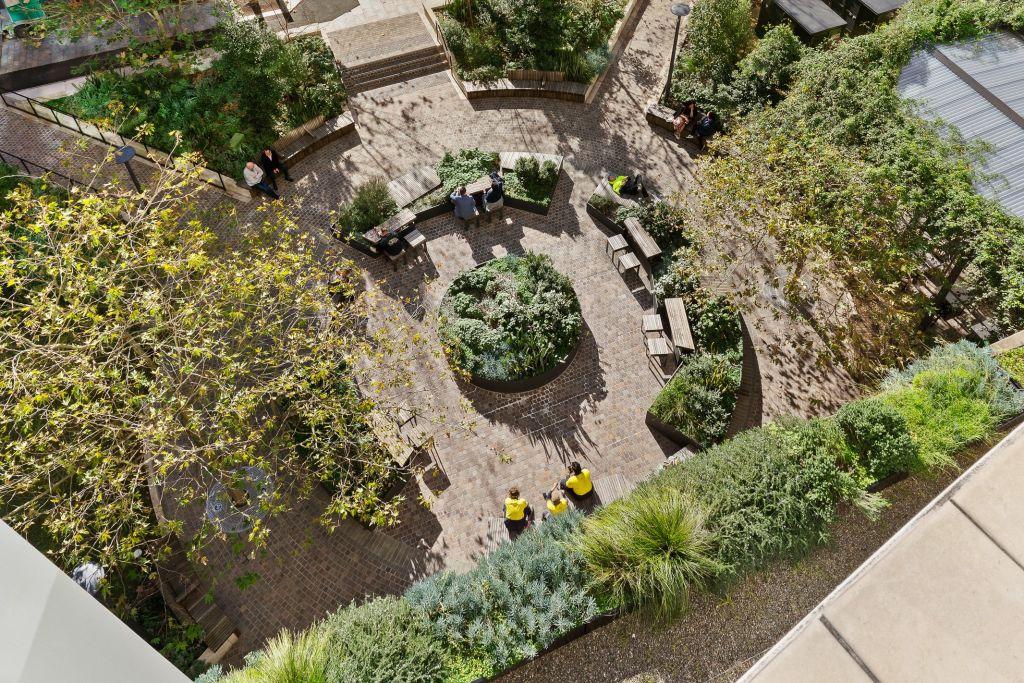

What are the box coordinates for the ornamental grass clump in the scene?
[579,486,721,622]
[879,341,1024,470]
[404,511,596,670]
[220,627,330,683]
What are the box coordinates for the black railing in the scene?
[0,147,90,191]
[0,87,235,193]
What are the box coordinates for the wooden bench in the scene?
[664,297,695,356]
[463,78,588,102]
[161,550,239,665]
[594,177,638,209]
[367,410,416,469]
[388,165,441,209]
[274,112,356,167]
[499,151,563,171]
[623,215,662,263]
[645,102,675,133]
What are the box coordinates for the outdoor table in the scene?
[465,175,493,197]
[362,208,416,246]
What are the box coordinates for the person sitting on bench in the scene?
[484,171,504,219]
[672,100,698,140]
[504,487,534,533]
[451,185,479,223]
[607,174,643,197]
[558,461,593,501]
[693,111,719,147]
[542,488,568,520]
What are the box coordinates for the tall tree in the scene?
[0,163,408,579]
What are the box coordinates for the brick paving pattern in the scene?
[0,0,859,661]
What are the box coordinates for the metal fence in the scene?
[0,87,235,193]
[0,146,89,191]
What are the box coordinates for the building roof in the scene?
[740,420,1024,682]
[857,0,906,16]
[897,31,1024,219]
[774,0,846,35]
[0,521,188,683]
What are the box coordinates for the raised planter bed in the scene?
[465,324,583,393]
[425,0,647,104]
[645,408,702,450]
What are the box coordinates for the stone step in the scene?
[346,57,448,93]
[344,48,444,81]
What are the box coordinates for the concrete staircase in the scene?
[342,45,449,94]
[327,13,449,94]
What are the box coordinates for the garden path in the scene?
[0,0,858,661]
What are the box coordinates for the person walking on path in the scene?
[243,161,279,200]
[504,487,534,535]
[258,147,293,190]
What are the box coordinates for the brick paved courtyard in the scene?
[0,0,860,660]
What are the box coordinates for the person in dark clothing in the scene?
[484,170,504,221]
[258,147,292,190]
[672,100,698,140]
[694,112,719,146]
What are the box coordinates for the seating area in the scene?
[642,297,695,381]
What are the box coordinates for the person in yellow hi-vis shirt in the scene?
[542,488,568,521]
[503,487,534,534]
[558,461,593,502]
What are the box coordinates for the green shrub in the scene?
[615,200,691,248]
[835,397,920,480]
[649,352,741,446]
[996,347,1024,386]
[50,26,345,178]
[438,253,582,382]
[579,486,720,622]
[667,0,753,105]
[723,23,804,113]
[222,627,329,683]
[688,293,743,355]
[323,597,449,683]
[440,0,625,82]
[404,511,596,669]
[505,157,559,207]
[435,148,498,195]
[336,177,398,237]
[654,419,868,576]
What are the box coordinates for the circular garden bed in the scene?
[438,252,583,392]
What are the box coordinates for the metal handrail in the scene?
[0,146,89,191]
[0,87,235,193]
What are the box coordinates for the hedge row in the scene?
[198,342,1021,683]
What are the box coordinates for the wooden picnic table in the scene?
[367,410,416,468]
[664,297,695,354]
[623,216,662,262]
[464,175,493,196]
[363,208,416,245]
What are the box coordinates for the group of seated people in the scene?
[503,461,593,534]
[450,170,505,223]
[243,147,292,200]
[671,100,719,146]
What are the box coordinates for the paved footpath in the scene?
[0,0,858,662]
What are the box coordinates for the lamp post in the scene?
[114,145,142,193]
[664,3,692,100]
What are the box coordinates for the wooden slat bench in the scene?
[499,151,563,171]
[275,112,356,167]
[664,297,695,356]
[623,215,662,263]
[387,165,441,209]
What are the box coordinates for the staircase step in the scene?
[342,45,444,76]
[344,51,446,83]
[348,61,448,93]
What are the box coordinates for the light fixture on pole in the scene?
[114,145,142,193]
[664,3,691,100]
